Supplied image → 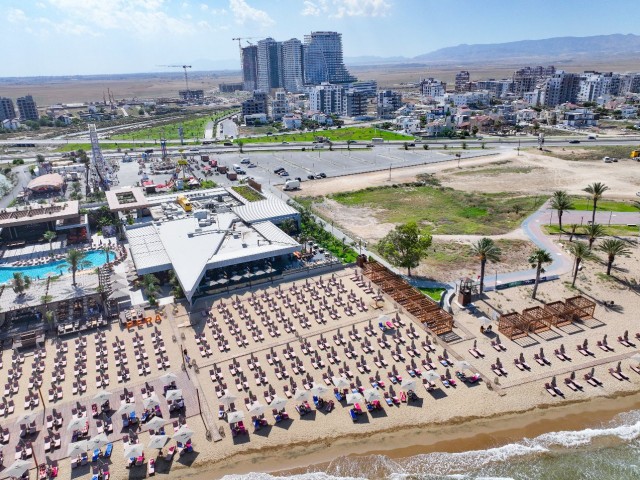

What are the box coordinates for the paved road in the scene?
[0,166,30,208]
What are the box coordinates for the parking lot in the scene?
[109,146,497,191]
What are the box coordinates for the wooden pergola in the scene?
[543,301,574,327]
[522,306,553,333]
[361,261,454,335]
[498,311,529,340]
[566,295,596,322]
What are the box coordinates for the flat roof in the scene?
[105,187,150,212]
[0,201,79,228]
[127,224,172,275]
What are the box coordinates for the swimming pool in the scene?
[0,250,116,284]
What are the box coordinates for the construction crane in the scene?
[158,64,192,92]
[232,37,256,50]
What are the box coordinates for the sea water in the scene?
[221,410,640,480]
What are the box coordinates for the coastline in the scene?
[183,387,640,479]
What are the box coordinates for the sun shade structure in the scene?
[362,261,453,335]
[27,173,64,192]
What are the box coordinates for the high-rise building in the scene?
[282,38,304,93]
[257,38,283,92]
[0,97,16,121]
[541,71,580,107]
[513,66,555,96]
[455,71,471,92]
[16,95,38,121]
[241,45,259,91]
[303,31,355,85]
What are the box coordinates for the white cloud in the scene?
[44,0,196,36]
[36,2,47,8]
[228,0,274,27]
[7,8,28,23]
[302,0,391,18]
[200,3,208,10]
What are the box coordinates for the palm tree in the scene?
[12,272,31,296]
[65,249,91,286]
[141,274,160,305]
[568,223,579,242]
[471,238,501,294]
[528,248,552,299]
[43,230,57,257]
[567,241,596,288]
[583,182,609,224]
[44,310,55,327]
[584,223,605,248]
[597,238,631,275]
[549,191,573,232]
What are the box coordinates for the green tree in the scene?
[141,274,160,306]
[568,223,579,242]
[471,238,501,294]
[43,230,57,257]
[44,310,55,327]
[597,238,631,276]
[584,223,605,248]
[377,222,432,277]
[279,218,297,235]
[12,272,31,296]
[583,182,609,224]
[471,125,479,136]
[36,154,46,164]
[568,241,596,288]
[528,248,552,299]
[550,191,573,232]
[237,140,244,153]
[65,248,91,286]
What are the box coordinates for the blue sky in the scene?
[2,0,638,76]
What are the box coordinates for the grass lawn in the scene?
[543,224,638,236]
[236,127,411,144]
[329,185,544,235]
[55,140,203,153]
[112,109,237,141]
[569,198,639,212]
[231,185,264,202]
[418,287,445,301]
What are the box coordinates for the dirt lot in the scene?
[293,149,640,200]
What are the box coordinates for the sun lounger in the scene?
[564,378,578,391]
[544,383,557,397]
[609,368,624,381]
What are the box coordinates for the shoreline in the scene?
[182,387,640,479]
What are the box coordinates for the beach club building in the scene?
[125,186,301,303]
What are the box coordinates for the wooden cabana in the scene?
[522,306,553,333]
[498,311,529,340]
[566,295,596,322]
[361,260,454,335]
[543,301,573,327]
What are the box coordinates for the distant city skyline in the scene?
[2,0,639,77]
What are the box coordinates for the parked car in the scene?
[317,172,327,178]
[273,167,285,174]
[307,174,315,180]
[280,171,290,176]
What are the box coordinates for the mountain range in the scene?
[345,33,640,66]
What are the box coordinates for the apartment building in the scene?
[17,95,39,121]
[419,78,446,98]
[257,38,283,92]
[282,39,304,93]
[0,97,16,121]
[303,31,355,85]
[241,45,259,91]
[455,71,471,92]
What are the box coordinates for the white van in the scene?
[232,164,245,174]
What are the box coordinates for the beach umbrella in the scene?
[424,371,440,383]
[362,388,382,403]
[269,396,287,411]
[4,460,32,478]
[310,384,329,397]
[400,379,417,392]
[86,433,110,451]
[226,411,245,425]
[143,393,161,410]
[108,289,130,300]
[66,416,88,432]
[457,361,473,371]
[332,376,350,389]
[248,402,265,416]
[14,412,38,426]
[148,434,171,450]
[116,403,136,416]
[145,417,168,432]
[159,373,178,384]
[219,391,237,407]
[165,389,183,402]
[123,443,144,459]
[111,279,128,290]
[93,390,113,404]
[346,392,364,405]
[67,440,88,457]
[293,390,309,402]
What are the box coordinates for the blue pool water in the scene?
[0,250,116,284]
